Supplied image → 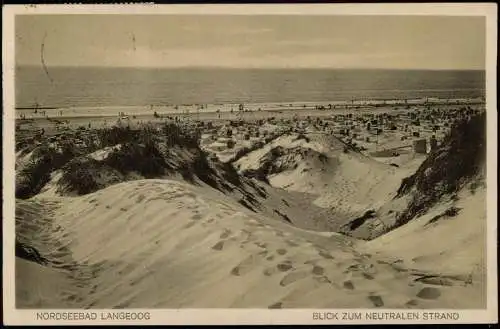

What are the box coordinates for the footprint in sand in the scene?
[343,280,355,290]
[276,249,288,256]
[416,287,441,300]
[219,229,232,239]
[276,263,293,272]
[312,265,325,276]
[344,264,361,274]
[318,250,334,260]
[89,284,98,294]
[230,255,260,276]
[266,255,275,261]
[136,194,145,203]
[211,241,225,251]
[280,270,309,287]
[368,295,384,307]
[191,214,203,221]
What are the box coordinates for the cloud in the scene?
[78,46,245,68]
[241,37,372,57]
[15,15,486,69]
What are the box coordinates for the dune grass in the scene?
[16,123,201,198]
[394,112,486,227]
[17,121,258,198]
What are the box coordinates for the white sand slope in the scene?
[235,133,412,218]
[363,187,486,284]
[16,179,484,309]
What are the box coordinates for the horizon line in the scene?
[15,65,486,72]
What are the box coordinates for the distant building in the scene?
[413,139,427,154]
[430,135,438,151]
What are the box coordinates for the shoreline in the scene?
[15,96,485,109]
[15,97,485,120]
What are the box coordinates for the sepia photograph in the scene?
[3,3,497,325]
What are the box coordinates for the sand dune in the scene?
[23,137,345,233]
[364,186,486,278]
[234,132,413,224]
[16,179,484,309]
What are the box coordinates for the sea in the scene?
[15,66,485,109]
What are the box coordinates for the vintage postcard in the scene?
[2,3,498,325]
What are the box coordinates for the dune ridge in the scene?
[16,179,484,309]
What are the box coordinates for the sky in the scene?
[15,15,486,70]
